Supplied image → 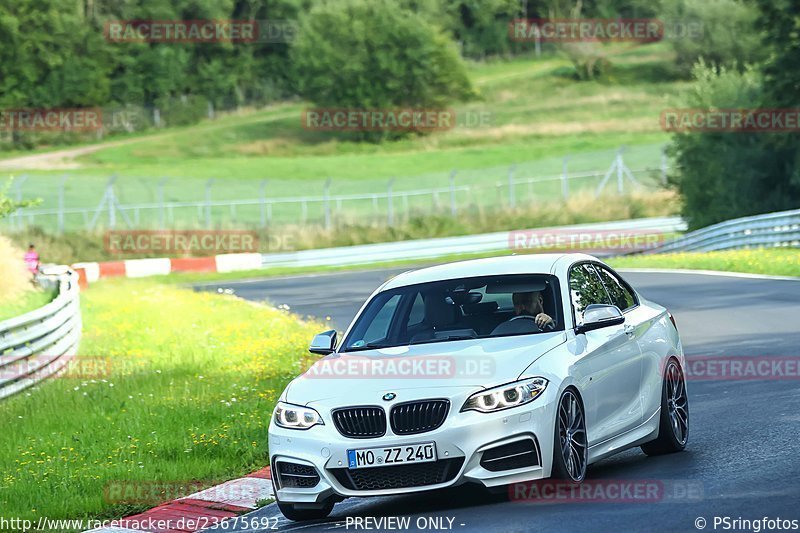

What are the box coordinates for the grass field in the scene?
[610,249,800,277]
[169,248,800,286]
[0,279,323,524]
[1,43,687,232]
[0,288,55,322]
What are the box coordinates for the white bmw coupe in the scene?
[268,254,689,520]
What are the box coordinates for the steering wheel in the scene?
[508,315,543,331]
[509,314,555,331]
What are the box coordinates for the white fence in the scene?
[3,148,668,233]
[650,209,800,253]
[0,269,82,400]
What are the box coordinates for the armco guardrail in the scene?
[0,268,82,400]
[649,209,800,254]
[259,216,686,269]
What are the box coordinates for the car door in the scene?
[595,264,664,425]
[568,263,644,446]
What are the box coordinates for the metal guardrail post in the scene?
[58,175,68,234]
[259,179,268,228]
[387,178,395,227]
[508,165,516,209]
[449,170,457,216]
[204,178,214,229]
[324,177,332,230]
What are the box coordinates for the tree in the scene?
[660,0,766,77]
[667,62,800,230]
[667,0,800,230]
[754,0,800,195]
[290,0,476,140]
[0,179,40,219]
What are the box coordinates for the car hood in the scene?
[284,332,566,406]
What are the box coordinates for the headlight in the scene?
[461,377,548,413]
[273,401,324,429]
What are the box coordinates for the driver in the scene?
[512,291,554,329]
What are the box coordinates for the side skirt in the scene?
[587,408,660,465]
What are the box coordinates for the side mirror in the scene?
[309,330,337,355]
[576,304,624,334]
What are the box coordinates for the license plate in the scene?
[347,442,437,469]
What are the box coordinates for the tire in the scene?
[276,497,334,521]
[551,388,588,482]
[641,359,689,456]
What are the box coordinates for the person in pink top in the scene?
[24,244,40,277]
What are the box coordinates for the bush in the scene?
[666,61,800,230]
[154,95,210,128]
[661,0,766,77]
[560,43,611,81]
[290,0,476,141]
[0,235,29,304]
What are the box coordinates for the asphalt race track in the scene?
[195,268,800,532]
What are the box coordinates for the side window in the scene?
[407,293,425,327]
[362,294,401,343]
[569,264,611,316]
[596,266,637,311]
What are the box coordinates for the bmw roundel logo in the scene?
[382,392,396,401]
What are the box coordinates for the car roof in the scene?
[382,253,599,290]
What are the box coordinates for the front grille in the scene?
[276,462,320,488]
[390,400,449,435]
[332,406,387,438]
[480,438,540,472]
[330,457,464,491]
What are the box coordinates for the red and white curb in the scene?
[72,253,262,284]
[85,467,274,533]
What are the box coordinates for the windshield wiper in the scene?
[345,342,395,352]
[347,335,478,351]
[409,335,476,345]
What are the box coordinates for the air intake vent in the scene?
[330,457,464,491]
[390,400,449,435]
[276,462,320,488]
[332,406,387,438]
[480,438,540,472]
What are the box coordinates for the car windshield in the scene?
[342,274,562,352]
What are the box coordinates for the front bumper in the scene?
[268,389,558,503]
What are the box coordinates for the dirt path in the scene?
[0,139,139,171]
[0,106,298,172]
